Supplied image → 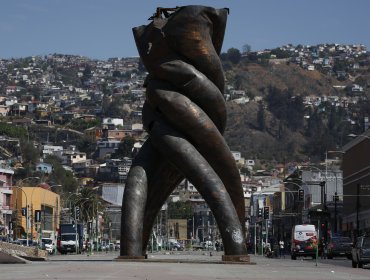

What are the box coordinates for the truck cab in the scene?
[57,224,83,254]
[58,233,78,254]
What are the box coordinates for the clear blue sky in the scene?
[1,0,369,60]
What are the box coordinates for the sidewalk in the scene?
[2,251,370,280]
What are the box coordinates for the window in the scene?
[363,237,370,247]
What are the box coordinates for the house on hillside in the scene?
[0,105,10,116]
[102,118,123,129]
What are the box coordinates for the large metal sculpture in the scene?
[120,5,249,262]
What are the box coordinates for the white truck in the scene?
[291,224,317,260]
[57,224,83,254]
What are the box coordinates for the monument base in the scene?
[222,255,251,263]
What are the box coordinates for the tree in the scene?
[73,187,103,223]
[112,70,121,78]
[0,123,28,139]
[111,137,135,158]
[227,48,242,64]
[20,141,40,165]
[257,101,266,131]
[242,44,252,54]
[44,155,78,193]
[167,201,193,219]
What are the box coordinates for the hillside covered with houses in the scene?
[0,43,369,179]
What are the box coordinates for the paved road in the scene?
[0,251,369,280]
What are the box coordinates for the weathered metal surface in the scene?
[121,5,247,258]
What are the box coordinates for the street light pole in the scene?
[18,177,41,242]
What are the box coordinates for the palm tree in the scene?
[72,187,104,224]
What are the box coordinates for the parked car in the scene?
[41,238,56,254]
[352,235,370,268]
[327,236,352,259]
[202,241,214,250]
[168,241,184,251]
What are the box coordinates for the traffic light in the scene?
[263,206,269,220]
[75,207,80,220]
[34,210,41,223]
[257,208,263,217]
[298,189,304,201]
[21,207,27,216]
[333,192,339,202]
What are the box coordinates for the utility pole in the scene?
[254,221,257,256]
[334,192,338,234]
[75,207,78,254]
[356,184,360,237]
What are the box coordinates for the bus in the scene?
[291,224,317,260]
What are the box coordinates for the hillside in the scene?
[223,61,363,164]
[225,61,347,98]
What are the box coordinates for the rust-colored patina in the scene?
[120,5,248,260]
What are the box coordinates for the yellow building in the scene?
[167,219,188,240]
[12,184,60,240]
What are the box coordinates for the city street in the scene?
[0,251,369,280]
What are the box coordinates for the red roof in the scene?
[38,182,51,190]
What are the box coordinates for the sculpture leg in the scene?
[120,142,150,257]
[120,136,184,257]
[149,120,247,255]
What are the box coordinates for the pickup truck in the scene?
[351,235,370,268]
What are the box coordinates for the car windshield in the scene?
[333,237,351,243]
[61,234,76,241]
[42,239,53,244]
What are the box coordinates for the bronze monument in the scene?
[120,5,249,263]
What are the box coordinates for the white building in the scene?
[102,118,124,128]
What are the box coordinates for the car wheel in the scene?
[358,262,363,268]
[352,260,357,268]
[291,255,296,260]
[327,255,333,259]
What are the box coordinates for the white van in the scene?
[291,224,317,260]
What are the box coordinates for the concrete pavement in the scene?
[0,251,370,279]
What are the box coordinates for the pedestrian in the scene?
[215,240,220,252]
[279,240,285,258]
